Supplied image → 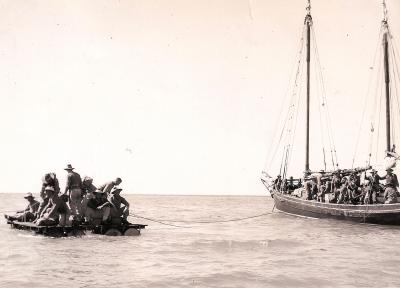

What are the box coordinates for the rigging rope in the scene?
[272,24,307,178]
[391,35,400,89]
[311,27,338,170]
[390,40,399,145]
[286,59,305,175]
[264,25,307,173]
[285,36,307,177]
[367,38,384,165]
[311,28,328,169]
[375,68,384,163]
[352,27,383,167]
[389,35,400,147]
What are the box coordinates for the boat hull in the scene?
[272,192,400,225]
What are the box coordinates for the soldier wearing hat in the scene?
[85,189,111,224]
[10,193,40,222]
[337,177,349,204]
[63,164,83,218]
[383,168,399,204]
[108,186,130,223]
[366,169,382,204]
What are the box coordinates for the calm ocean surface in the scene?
[0,193,399,288]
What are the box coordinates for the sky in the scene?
[0,0,399,195]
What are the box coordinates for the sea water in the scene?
[0,193,399,288]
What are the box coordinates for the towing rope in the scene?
[129,214,190,228]
[129,211,273,228]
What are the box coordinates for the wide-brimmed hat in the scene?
[64,164,75,171]
[24,192,34,199]
[111,186,123,194]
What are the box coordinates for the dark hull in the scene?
[272,192,400,225]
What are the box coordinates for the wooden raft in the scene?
[4,215,147,237]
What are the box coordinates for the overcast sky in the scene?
[0,0,399,195]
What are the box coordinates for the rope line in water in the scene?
[129,214,191,228]
[129,211,272,226]
[2,210,273,228]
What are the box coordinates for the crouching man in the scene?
[108,186,130,224]
[85,190,111,224]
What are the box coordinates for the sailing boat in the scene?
[262,1,400,225]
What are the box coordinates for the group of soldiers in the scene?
[274,167,399,204]
[10,164,130,226]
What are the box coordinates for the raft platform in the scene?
[4,215,147,237]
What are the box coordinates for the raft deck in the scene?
[4,215,147,237]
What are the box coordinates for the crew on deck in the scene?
[274,167,400,205]
[383,168,399,204]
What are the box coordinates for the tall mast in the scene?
[305,1,312,172]
[382,0,391,153]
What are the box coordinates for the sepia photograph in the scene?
[1,0,400,287]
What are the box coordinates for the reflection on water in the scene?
[1,194,400,288]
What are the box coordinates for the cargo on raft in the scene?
[4,214,147,237]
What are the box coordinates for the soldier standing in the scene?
[384,168,399,204]
[63,164,83,218]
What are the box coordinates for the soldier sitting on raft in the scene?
[8,193,40,222]
[85,189,111,224]
[34,186,70,226]
[37,173,60,218]
[108,186,130,224]
[81,176,97,218]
